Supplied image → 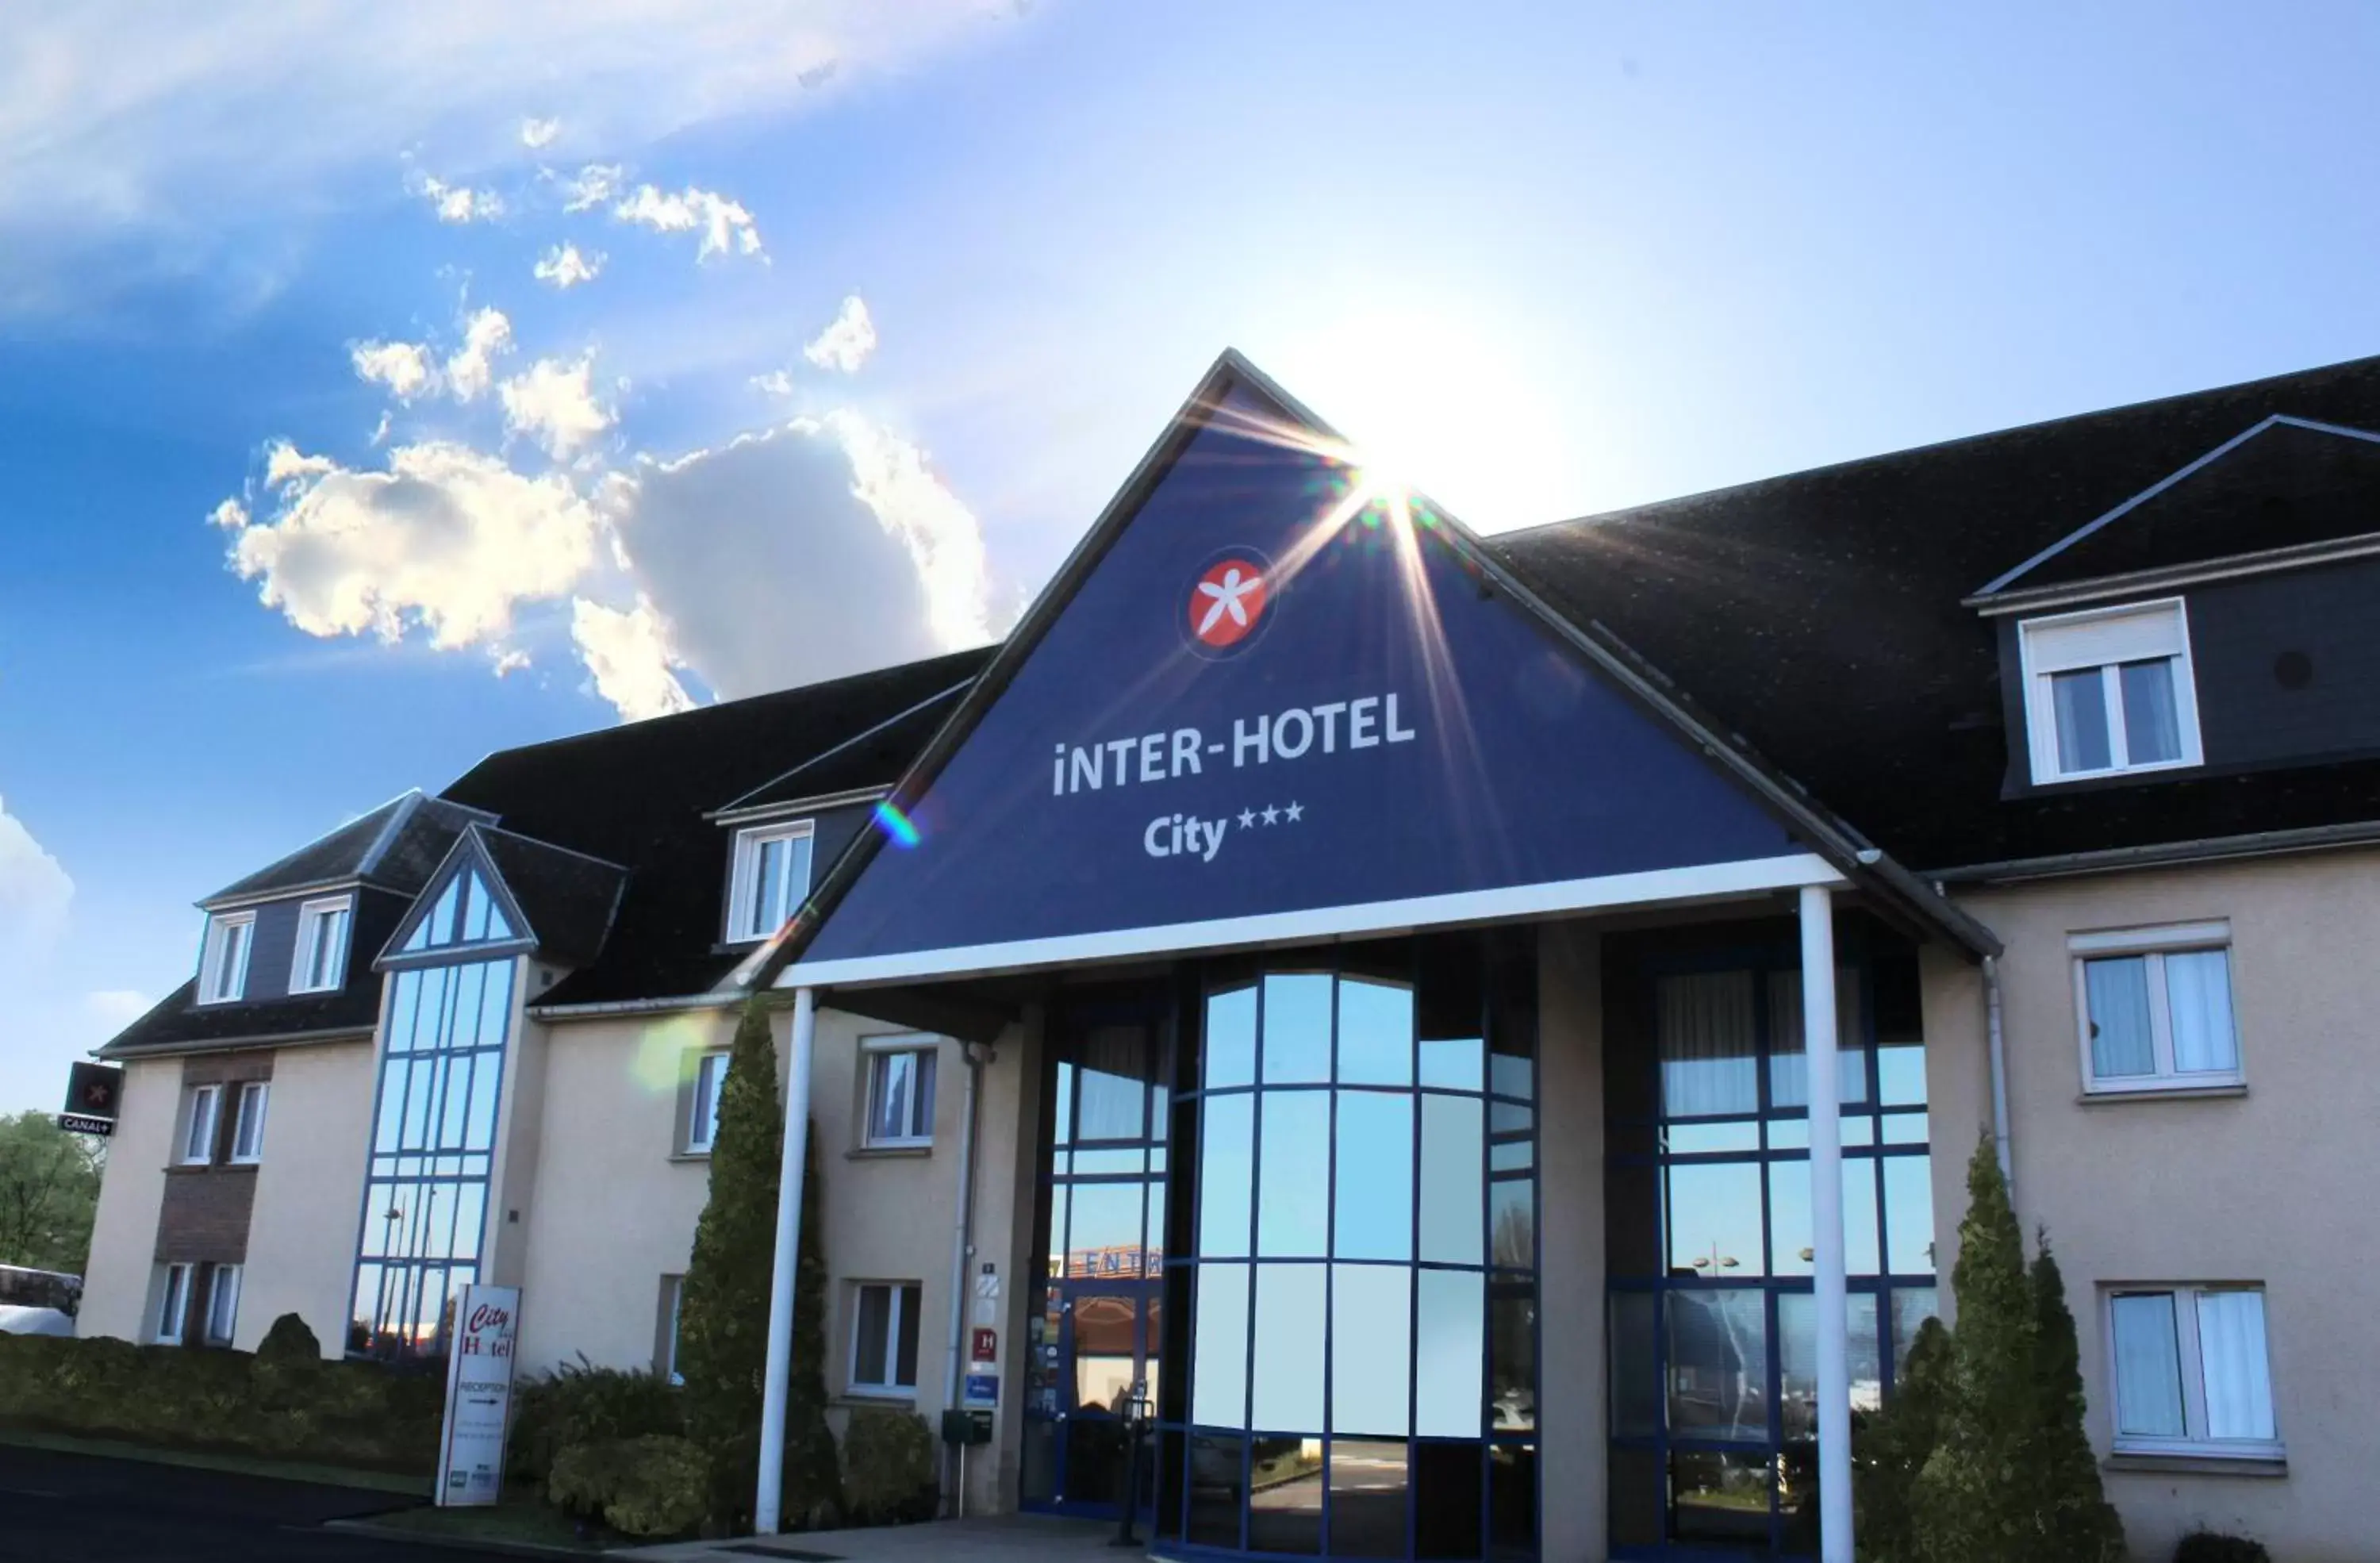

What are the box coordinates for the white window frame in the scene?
[154,1262,192,1345]
[2104,1284,2282,1461]
[846,1280,923,1396]
[204,1263,242,1346]
[2070,922,2242,1094]
[661,1275,685,1385]
[228,1081,269,1165]
[289,895,354,995]
[724,820,816,944]
[178,1084,223,1166]
[197,911,256,1004]
[685,1051,730,1155]
[860,1036,938,1150]
[2018,598,2204,785]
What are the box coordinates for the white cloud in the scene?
[501,355,614,458]
[0,5,1018,311]
[0,797,71,963]
[802,294,876,373]
[750,369,795,397]
[265,441,338,487]
[570,596,695,721]
[820,409,992,651]
[419,175,505,224]
[557,163,624,213]
[444,306,513,401]
[351,338,440,401]
[213,440,601,651]
[532,241,602,289]
[520,116,560,150]
[613,183,763,259]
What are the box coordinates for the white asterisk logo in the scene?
[1196,566,1261,637]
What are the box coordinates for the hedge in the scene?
[0,1314,442,1472]
[548,1433,709,1539]
[839,1407,938,1526]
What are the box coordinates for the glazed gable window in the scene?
[198,912,255,1004]
[725,821,814,944]
[2108,1286,2279,1459]
[2019,600,2202,784]
[2071,924,2240,1093]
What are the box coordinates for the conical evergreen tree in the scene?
[2029,1237,2126,1561]
[1910,1134,2036,1563]
[676,998,839,1533]
[1853,1315,1952,1562]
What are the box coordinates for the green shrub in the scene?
[839,1407,939,1525]
[0,1330,440,1473]
[548,1434,708,1539]
[507,1356,684,1486]
[2175,1534,2271,1563]
[1852,1315,1951,1562]
[253,1313,321,1366]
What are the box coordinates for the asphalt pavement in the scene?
[0,1444,509,1562]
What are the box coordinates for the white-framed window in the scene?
[2071,923,2240,1093]
[725,821,815,944]
[290,896,353,994]
[686,1052,729,1154]
[204,1263,242,1346]
[2019,599,2202,784]
[154,1262,192,1345]
[178,1085,223,1166]
[862,1038,938,1149]
[660,1275,685,1385]
[198,912,255,1004]
[2107,1285,2279,1459]
[848,1281,923,1395]
[228,1081,269,1165]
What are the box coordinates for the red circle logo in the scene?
[1188,557,1269,650]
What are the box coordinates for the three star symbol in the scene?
[1246,802,1303,826]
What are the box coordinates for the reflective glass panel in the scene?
[2165,950,2238,1073]
[2052,667,2113,773]
[1779,1289,1882,1437]
[1198,1094,1253,1259]
[1257,1093,1329,1258]
[1670,1160,1764,1278]
[1489,1288,1535,1433]
[1668,1121,1760,1154]
[1610,1292,1660,1439]
[1248,1436,1323,1555]
[1658,971,1756,1117]
[1881,1155,1936,1277]
[1192,1264,1250,1428]
[1671,1450,1772,1546]
[2085,956,2155,1077]
[2110,1292,2186,1438]
[1418,1094,1484,1266]
[1769,967,1868,1108]
[1331,1263,1411,1436]
[1334,1091,1413,1262]
[1489,1178,1534,1272]
[1889,1287,1939,1376]
[2120,657,2182,764]
[1338,979,1415,1087]
[1664,1289,1767,1442]
[1262,974,1333,1084]
[1207,987,1257,1089]
[1877,1039,1927,1106]
[1250,1264,1326,1431]
[1187,1434,1246,1546]
[1330,1440,1409,1559]
[1414,1268,1484,1438]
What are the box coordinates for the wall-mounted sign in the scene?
[800,376,1800,976]
[56,1062,121,1137]
[971,1327,998,1363]
[963,1371,1000,1409]
[435,1285,520,1507]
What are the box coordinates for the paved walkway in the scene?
[628,1513,1118,1561]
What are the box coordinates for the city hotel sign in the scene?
[796,378,1808,974]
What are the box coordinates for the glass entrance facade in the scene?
[1603,923,1936,1557]
[1022,935,1540,1560]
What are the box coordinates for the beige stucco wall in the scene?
[240,1039,377,1354]
[1947,850,2380,1563]
[1539,923,1608,1561]
[77,1058,182,1343]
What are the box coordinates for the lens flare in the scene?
[873,800,923,847]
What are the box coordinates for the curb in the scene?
[322,1516,618,1558]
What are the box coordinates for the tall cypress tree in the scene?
[1911,1135,2036,1563]
[676,998,839,1533]
[1854,1315,1952,1562]
[2029,1237,2126,1561]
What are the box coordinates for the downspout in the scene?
[1984,954,2013,1202]
[941,1037,988,1516]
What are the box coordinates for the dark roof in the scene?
[99,889,409,1058]
[1486,351,2380,872]
[440,647,994,1005]
[1984,414,2380,595]
[716,677,973,816]
[203,790,493,904]
[474,826,628,969]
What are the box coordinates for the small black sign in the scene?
[61,1061,121,1129]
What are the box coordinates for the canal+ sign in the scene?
[793,355,1811,979]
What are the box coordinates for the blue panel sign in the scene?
[964,1373,1000,1408]
[803,379,1802,969]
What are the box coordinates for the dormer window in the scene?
[198,912,255,1004]
[2019,599,2202,784]
[290,896,353,994]
[726,821,814,944]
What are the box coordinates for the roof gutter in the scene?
[526,991,751,1021]
[1927,819,2380,886]
[96,1025,375,1062]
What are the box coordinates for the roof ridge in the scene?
[713,678,974,814]
[471,820,631,874]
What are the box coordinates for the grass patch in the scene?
[0,1424,431,1496]
[353,1488,617,1553]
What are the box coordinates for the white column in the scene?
[754,986,818,1534]
[1799,886,1852,1563]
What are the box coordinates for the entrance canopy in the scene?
[766,354,1989,993]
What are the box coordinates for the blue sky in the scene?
[4,2,2380,1110]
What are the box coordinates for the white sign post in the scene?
[435,1284,521,1507]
